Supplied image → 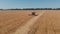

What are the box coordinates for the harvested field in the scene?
[0,10,60,34]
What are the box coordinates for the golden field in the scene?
[0,10,60,34]
[0,10,33,34]
[30,10,60,34]
[0,10,41,34]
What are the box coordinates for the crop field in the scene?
[0,10,60,34]
[0,10,42,34]
[31,10,60,34]
[0,10,32,34]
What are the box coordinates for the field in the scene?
[0,10,60,34]
[0,10,33,34]
[31,10,60,34]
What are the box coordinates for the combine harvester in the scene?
[29,11,38,16]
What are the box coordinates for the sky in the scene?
[0,0,60,9]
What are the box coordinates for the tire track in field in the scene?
[12,11,45,34]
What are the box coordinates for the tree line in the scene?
[1,8,60,10]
